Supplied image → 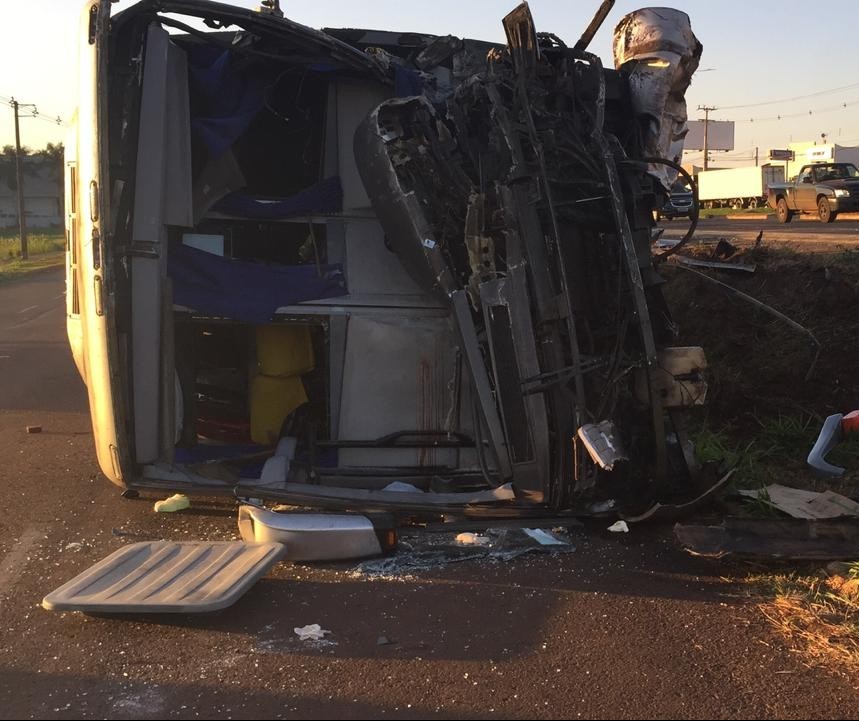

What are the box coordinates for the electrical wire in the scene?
[718,81,859,110]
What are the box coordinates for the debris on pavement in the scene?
[237,505,394,561]
[294,624,331,642]
[607,521,630,534]
[153,494,191,513]
[522,528,568,546]
[26,425,42,434]
[43,541,286,613]
[455,533,491,547]
[675,518,859,561]
[352,528,575,578]
[738,484,859,520]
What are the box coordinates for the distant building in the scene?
[0,155,63,229]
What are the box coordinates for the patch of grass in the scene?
[747,564,859,677]
[0,229,65,259]
[0,228,65,281]
[692,425,772,492]
[754,412,818,461]
[690,412,859,497]
[0,252,64,282]
[828,435,859,469]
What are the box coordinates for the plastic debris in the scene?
[807,414,847,478]
[522,528,567,545]
[294,624,330,642]
[608,521,630,533]
[153,493,191,513]
[63,542,83,552]
[455,532,491,546]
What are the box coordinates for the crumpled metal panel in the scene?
[613,8,702,189]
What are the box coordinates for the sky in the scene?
[2,0,858,168]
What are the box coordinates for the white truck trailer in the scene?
[697,165,785,209]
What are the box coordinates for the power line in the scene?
[1,94,67,128]
[718,81,859,110]
[740,98,859,124]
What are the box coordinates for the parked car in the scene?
[767,163,859,223]
[655,181,695,220]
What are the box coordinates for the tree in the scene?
[0,144,35,191]
[35,142,65,217]
[34,142,64,161]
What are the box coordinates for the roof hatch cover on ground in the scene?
[42,541,285,613]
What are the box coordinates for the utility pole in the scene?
[698,105,717,171]
[10,98,38,261]
[755,147,759,167]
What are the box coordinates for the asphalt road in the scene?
[660,215,859,245]
[1,268,858,719]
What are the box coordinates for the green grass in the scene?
[0,228,65,281]
[0,228,65,258]
[691,412,859,497]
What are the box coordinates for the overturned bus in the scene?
[66,0,707,526]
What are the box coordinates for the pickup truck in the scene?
[767,163,859,223]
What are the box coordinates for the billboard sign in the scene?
[684,120,735,151]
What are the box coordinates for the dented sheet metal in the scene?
[354,2,706,514]
[613,8,702,189]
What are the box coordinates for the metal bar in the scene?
[573,0,616,52]
[451,290,513,481]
